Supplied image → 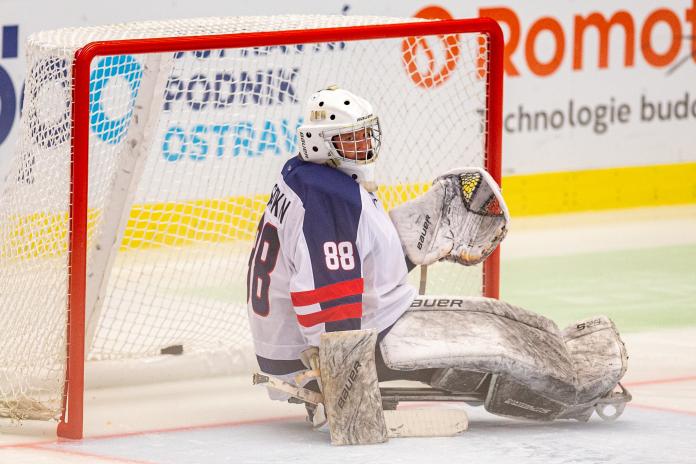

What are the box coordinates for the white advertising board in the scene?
[0,0,694,181]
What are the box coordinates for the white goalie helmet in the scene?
[297,86,381,191]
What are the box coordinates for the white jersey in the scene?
[247,156,416,378]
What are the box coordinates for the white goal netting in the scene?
[0,15,495,422]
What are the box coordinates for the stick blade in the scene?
[384,409,468,438]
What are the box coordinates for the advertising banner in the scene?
[1,0,694,211]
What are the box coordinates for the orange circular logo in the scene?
[402,6,462,88]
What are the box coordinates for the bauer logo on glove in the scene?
[389,167,510,267]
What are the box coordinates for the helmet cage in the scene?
[321,116,381,167]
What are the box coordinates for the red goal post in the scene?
[3,16,503,439]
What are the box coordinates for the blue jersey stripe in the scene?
[283,157,363,332]
[326,318,361,332]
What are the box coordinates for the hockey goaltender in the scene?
[246,86,631,445]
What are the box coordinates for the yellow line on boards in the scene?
[502,162,696,216]
[2,162,694,257]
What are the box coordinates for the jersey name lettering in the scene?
[267,184,292,224]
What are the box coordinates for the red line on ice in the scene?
[624,375,696,387]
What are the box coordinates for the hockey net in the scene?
[0,15,502,437]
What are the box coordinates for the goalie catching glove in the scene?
[389,167,510,266]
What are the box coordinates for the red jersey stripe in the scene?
[296,303,363,328]
[290,278,364,307]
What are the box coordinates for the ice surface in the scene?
[46,405,696,464]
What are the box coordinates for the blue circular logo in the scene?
[89,55,143,145]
